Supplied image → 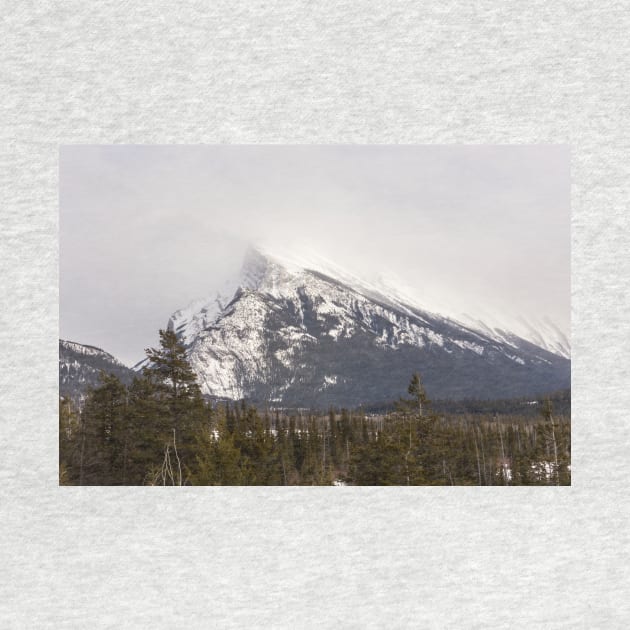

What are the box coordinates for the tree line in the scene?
[59,329,571,486]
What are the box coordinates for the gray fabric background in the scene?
[1,2,628,627]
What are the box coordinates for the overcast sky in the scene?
[60,145,570,366]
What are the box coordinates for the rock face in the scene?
[59,339,135,404]
[166,248,571,407]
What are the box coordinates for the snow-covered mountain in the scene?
[59,339,135,404]
[164,247,570,407]
[368,270,570,360]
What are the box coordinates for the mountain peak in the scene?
[245,243,362,281]
[240,245,271,290]
[170,244,569,361]
[163,246,570,405]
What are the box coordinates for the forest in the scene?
[59,329,571,486]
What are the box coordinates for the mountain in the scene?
[164,247,570,407]
[59,339,135,404]
[368,271,570,359]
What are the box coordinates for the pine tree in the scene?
[78,372,128,484]
[125,374,166,484]
[144,329,202,415]
[191,410,244,485]
[407,372,430,417]
[59,396,80,484]
[141,328,205,482]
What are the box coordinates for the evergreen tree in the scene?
[78,372,128,485]
[59,350,570,487]
[142,329,205,482]
[59,396,80,484]
[407,372,430,417]
[143,329,203,418]
[125,374,166,484]
[191,411,244,485]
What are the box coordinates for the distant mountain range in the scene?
[59,339,135,404]
[60,247,570,408]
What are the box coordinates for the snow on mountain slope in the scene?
[60,339,128,368]
[241,245,570,359]
[367,268,570,360]
[456,312,570,360]
[164,247,570,406]
[59,339,135,403]
[169,275,241,346]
